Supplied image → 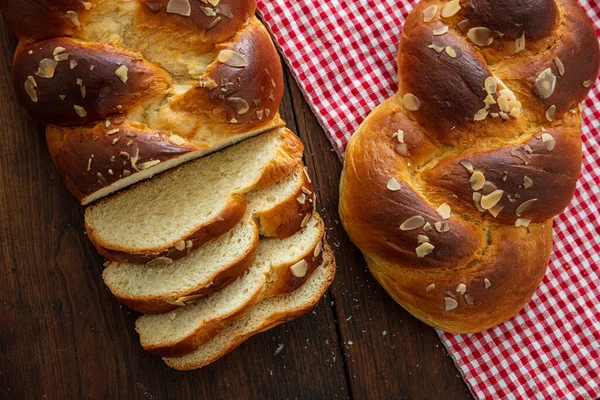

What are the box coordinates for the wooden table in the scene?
[0,20,473,400]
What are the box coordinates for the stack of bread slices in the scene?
[85,127,335,370]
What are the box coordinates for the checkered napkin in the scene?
[256,0,600,398]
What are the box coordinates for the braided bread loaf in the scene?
[1,0,284,204]
[339,0,599,333]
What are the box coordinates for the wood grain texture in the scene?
[0,16,471,399]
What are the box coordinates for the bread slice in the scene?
[163,245,335,370]
[247,166,314,238]
[85,128,303,264]
[102,165,314,314]
[135,214,325,357]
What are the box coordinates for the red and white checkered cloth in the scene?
[256,0,600,398]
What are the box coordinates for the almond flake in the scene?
[535,68,556,99]
[217,49,248,68]
[227,97,250,115]
[423,5,438,22]
[417,235,430,244]
[464,293,474,305]
[456,283,466,294]
[460,160,474,173]
[583,80,593,88]
[440,0,461,18]
[416,243,435,258]
[25,76,38,102]
[480,189,504,210]
[402,93,420,111]
[290,260,308,278]
[484,77,498,94]
[541,133,556,151]
[444,296,459,311]
[554,58,565,76]
[387,177,402,191]
[516,198,537,216]
[66,11,81,26]
[433,25,449,36]
[515,218,531,227]
[115,65,128,83]
[436,203,451,220]
[73,105,87,117]
[469,171,485,191]
[445,46,458,58]
[166,0,191,16]
[515,33,526,53]
[175,241,186,251]
[523,176,533,189]
[392,129,405,143]
[35,58,58,78]
[467,27,494,47]
[484,278,491,289]
[400,216,425,231]
[426,283,436,292]
[137,159,161,170]
[147,257,173,267]
[546,105,556,121]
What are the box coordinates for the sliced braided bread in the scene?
[103,165,314,314]
[1,1,285,204]
[163,245,335,370]
[85,127,302,264]
[135,213,325,356]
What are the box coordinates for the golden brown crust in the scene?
[340,0,599,333]
[13,38,171,126]
[46,119,205,203]
[3,1,285,204]
[254,169,315,238]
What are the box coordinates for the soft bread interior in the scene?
[135,214,324,355]
[163,246,335,370]
[85,128,299,255]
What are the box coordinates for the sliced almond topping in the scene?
[515,33,526,53]
[546,105,556,122]
[175,240,186,251]
[444,296,459,311]
[523,176,533,189]
[436,203,451,220]
[402,93,420,111]
[395,143,409,157]
[166,0,191,16]
[583,80,594,88]
[290,260,308,278]
[469,171,485,191]
[473,192,485,212]
[440,0,461,18]
[417,235,430,244]
[445,46,458,58]
[434,221,449,233]
[464,293,474,305]
[456,283,466,295]
[515,218,531,227]
[314,241,323,258]
[423,5,438,22]
[168,134,186,146]
[66,11,81,26]
[137,160,161,170]
[54,52,69,62]
[467,27,494,47]
[296,193,307,205]
[516,198,537,216]
[115,65,128,83]
[474,107,489,121]
[392,129,405,143]
[387,177,402,191]
[554,58,565,76]
[460,160,474,173]
[147,257,173,267]
[25,76,38,102]
[227,97,250,115]
[217,49,248,68]
[400,216,425,231]
[428,42,446,53]
[457,19,469,32]
[73,105,87,117]
[484,77,498,94]
[416,243,435,258]
[301,213,312,228]
[535,68,556,99]
[423,222,432,231]
[489,204,504,218]
[541,133,556,151]
[53,47,66,56]
[426,283,436,292]
[35,58,58,78]
[70,59,78,69]
[484,278,491,289]
[480,189,504,210]
[433,25,449,36]
[484,94,497,106]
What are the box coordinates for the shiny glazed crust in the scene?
[1,1,285,203]
[339,0,599,333]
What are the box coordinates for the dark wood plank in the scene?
[282,64,474,400]
[0,21,350,399]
